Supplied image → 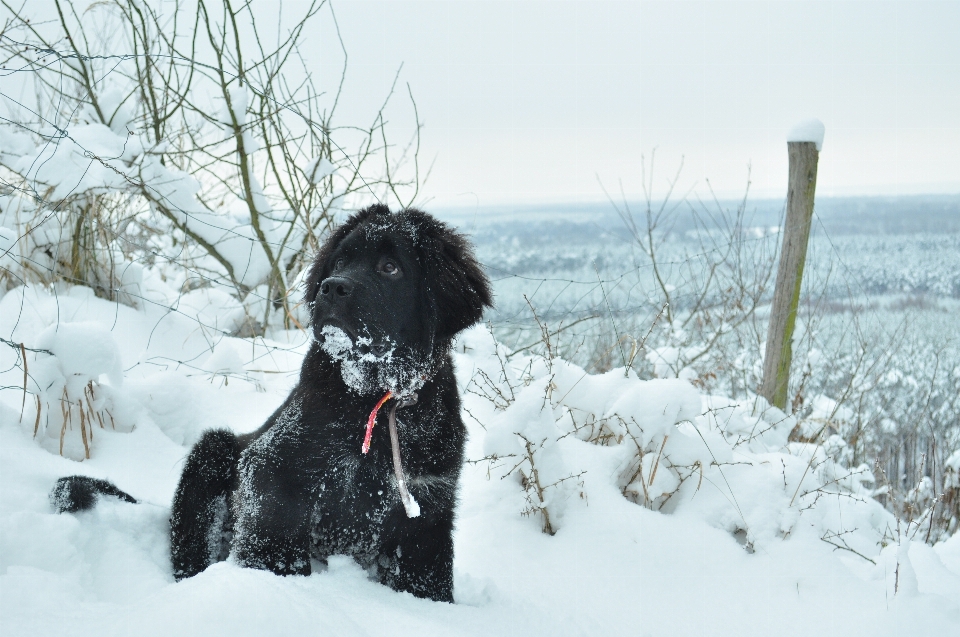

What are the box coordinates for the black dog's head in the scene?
[305,204,492,396]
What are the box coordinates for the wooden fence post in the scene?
[761,138,821,411]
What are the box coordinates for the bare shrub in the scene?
[1,0,420,331]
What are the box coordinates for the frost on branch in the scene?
[481,374,582,535]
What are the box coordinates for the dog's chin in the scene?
[314,321,397,358]
[328,345,429,398]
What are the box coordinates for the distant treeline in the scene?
[450,194,960,242]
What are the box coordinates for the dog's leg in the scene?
[230,439,314,576]
[170,428,241,580]
[377,508,456,602]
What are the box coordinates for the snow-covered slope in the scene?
[1,285,957,636]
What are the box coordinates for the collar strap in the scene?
[362,390,421,518]
[362,391,393,455]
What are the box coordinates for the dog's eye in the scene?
[380,260,401,277]
[334,258,344,271]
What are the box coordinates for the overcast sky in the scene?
[10,1,956,207]
[304,0,960,207]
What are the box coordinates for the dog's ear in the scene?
[304,204,391,305]
[406,210,493,341]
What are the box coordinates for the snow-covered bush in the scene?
[22,322,139,460]
[460,325,903,561]
[460,327,576,534]
[0,0,421,332]
[791,319,960,542]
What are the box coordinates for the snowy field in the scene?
[2,275,959,636]
[453,199,960,326]
[1,1,957,632]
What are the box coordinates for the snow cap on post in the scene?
[786,118,825,151]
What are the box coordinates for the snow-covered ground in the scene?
[1,284,958,636]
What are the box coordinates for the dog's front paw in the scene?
[233,531,311,576]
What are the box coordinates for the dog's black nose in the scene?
[319,276,353,298]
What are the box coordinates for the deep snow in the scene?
[1,284,958,637]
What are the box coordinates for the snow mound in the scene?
[35,322,125,390]
[24,322,139,460]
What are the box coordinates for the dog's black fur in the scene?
[50,476,138,513]
[53,205,492,602]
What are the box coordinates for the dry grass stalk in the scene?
[59,388,69,457]
[78,397,90,460]
[33,395,41,437]
[649,435,668,487]
[20,343,27,416]
[84,382,102,432]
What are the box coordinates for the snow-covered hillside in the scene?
[1,285,958,636]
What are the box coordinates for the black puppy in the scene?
[54,205,492,602]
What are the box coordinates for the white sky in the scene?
[306,0,960,206]
[8,1,956,206]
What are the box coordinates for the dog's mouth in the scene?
[316,319,355,344]
[356,341,392,357]
[319,324,394,360]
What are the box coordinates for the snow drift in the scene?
[1,284,958,636]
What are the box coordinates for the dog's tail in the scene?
[50,476,138,513]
